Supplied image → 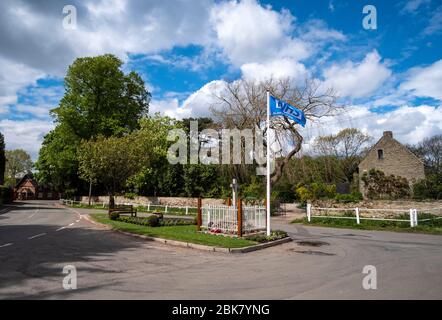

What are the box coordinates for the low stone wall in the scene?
[311,199,442,217]
[80,196,226,207]
[312,199,442,210]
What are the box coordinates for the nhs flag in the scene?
[269,94,306,127]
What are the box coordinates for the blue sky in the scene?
[0,0,441,159]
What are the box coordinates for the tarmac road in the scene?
[1,200,441,299]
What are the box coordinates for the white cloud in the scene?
[400,0,430,14]
[0,119,54,159]
[423,5,442,35]
[323,50,392,99]
[149,98,190,119]
[0,56,43,108]
[210,0,309,66]
[241,58,308,83]
[400,59,442,100]
[301,104,442,151]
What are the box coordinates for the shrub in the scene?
[295,186,313,205]
[361,169,410,200]
[109,211,120,220]
[245,230,288,243]
[295,182,336,205]
[335,191,363,203]
[152,212,164,220]
[311,182,336,199]
[146,215,160,227]
[124,192,137,200]
[413,174,442,200]
[0,186,12,204]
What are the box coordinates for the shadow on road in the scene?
[0,223,150,299]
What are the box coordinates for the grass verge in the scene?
[90,213,257,248]
[292,214,442,235]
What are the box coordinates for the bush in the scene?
[361,169,410,199]
[245,230,288,243]
[413,174,442,200]
[115,215,195,227]
[146,215,160,227]
[0,186,12,204]
[124,192,137,200]
[295,186,313,205]
[335,191,363,203]
[295,182,336,205]
[109,211,120,220]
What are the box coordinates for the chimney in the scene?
[383,131,393,138]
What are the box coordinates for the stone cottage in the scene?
[358,131,425,197]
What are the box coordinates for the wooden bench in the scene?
[109,204,137,217]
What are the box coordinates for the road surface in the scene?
[1,200,441,299]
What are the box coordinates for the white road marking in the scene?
[28,233,47,240]
[76,220,80,223]
[68,223,74,226]
[56,227,67,232]
[0,243,13,248]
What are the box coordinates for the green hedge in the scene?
[0,186,12,205]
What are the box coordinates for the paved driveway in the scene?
[1,200,441,299]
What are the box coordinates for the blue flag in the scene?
[269,94,306,127]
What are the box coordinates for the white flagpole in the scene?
[266,91,271,236]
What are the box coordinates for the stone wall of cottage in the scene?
[358,131,425,197]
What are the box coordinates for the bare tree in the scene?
[314,128,372,182]
[211,78,341,185]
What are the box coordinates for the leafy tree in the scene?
[36,54,150,194]
[4,149,33,186]
[78,115,176,209]
[35,125,79,193]
[78,134,148,209]
[0,132,5,185]
[52,54,150,139]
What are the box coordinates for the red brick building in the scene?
[14,174,59,200]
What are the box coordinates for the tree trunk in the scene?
[108,194,115,216]
[88,180,92,206]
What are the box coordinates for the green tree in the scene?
[0,132,5,185]
[36,54,150,194]
[4,149,33,186]
[78,115,176,208]
[52,54,150,139]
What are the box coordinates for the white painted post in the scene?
[165,205,168,213]
[147,203,150,212]
[307,203,312,222]
[414,209,418,226]
[185,206,188,215]
[409,209,414,227]
[355,207,360,224]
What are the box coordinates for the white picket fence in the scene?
[59,199,197,215]
[201,204,266,235]
[306,204,442,227]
